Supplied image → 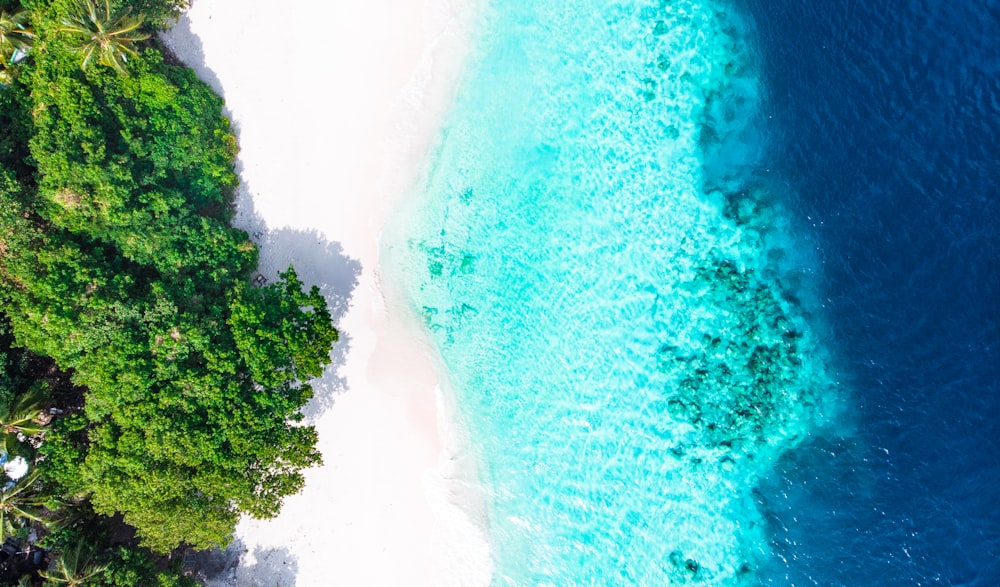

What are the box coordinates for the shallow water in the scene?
[387,1,848,584]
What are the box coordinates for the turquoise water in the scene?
[388,1,840,584]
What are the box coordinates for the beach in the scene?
[152,0,1000,585]
[160,0,490,585]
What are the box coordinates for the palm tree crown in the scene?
[60,0,149,73]
[1,8,33,57]
[39,538,108,586]
[0,470,50,541]
[0,384,48,438]
[1,8,33,83]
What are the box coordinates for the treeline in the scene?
[1,0,336,584]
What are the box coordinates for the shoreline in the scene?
[160,0,490,584]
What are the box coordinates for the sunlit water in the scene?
[387,1,844,583]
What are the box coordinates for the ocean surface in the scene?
[387,0,999,584]
[746,1,999,585]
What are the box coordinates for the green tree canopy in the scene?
[0,0,338,554]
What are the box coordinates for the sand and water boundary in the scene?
[161,0,490,584]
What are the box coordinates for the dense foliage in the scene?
[0,0,336,578]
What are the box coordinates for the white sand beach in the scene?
[160,1,490,585]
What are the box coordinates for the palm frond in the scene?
[0,9,34,67]
[0,384,48,436]
[39,538,108,586]
[0,470,52,539]
[59,0,150,73]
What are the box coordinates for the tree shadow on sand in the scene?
[161,11,361,587]
[229,190,361,421]
[158,12,224,105]
[185,541,301,587]
[160,17,362,421]
[250,224,362,420]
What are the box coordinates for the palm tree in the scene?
[0,8,32,59]
[59,0,149,73]
[39,538,107,586]
[0,470,50,541]
[0,384,48,438]
[0,8,33,84]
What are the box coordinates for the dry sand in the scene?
[160,1,490,585]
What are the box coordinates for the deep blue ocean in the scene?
[388,0,998,584]
[745,0,1000,585]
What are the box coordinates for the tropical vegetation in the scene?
[0,0,337,583]
[37,539,106,586]
[0,5,32,83]
[58,0,149,72]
